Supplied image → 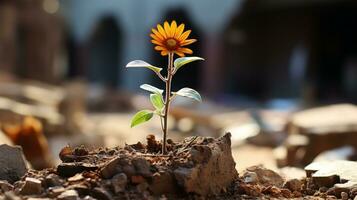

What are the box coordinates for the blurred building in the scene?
[0,0,356,104]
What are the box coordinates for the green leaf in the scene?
[130,110,154,128]
[173,88,202,102]
[126,60,162,74]
[140,84,163,94]
[174,57,204,72]
[150,94,164,111]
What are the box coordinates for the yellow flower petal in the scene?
[181,39,197,46]
[175,24,185,38]
[151,29,164,40]
[170,21,177,37]
[157,24,166,38]
[178,47,193,54]
[150,33,162,42]
[151,40,163,46]
[179,30,191,41]
[154,46,165,51]
[174,51,185,57]
[161,50,168,56]
[164,21,172,37]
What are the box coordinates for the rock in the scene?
[100,157,121,179]
[136,182,149,193]
[305,160,357,191]
[173,133,238,195]
[57,162,97,177]
[2,117,53,169]
[243,171,258,184]
[283,179,302,192]
[44,174,63,187]
[132,158,152,177]
[244,165,284,187]
[91,187,113,200]
[19,177,42,195]
[68,173,84,182]
[0,144,28,183]
[131,175,146,184]
[111,173,127,193]
[286,104,357,165]
[57,190,78,200]
[341,191,348,200]
[3,191,21,200]
[48,186,65,198]
[83,196,96,200]
[149,171,178,195]
[0,181,13,192]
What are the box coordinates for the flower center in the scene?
[166,38,177,49]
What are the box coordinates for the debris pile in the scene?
[0,133,238,199]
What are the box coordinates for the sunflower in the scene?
[150,21,197,57]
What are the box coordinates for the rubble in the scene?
[285,104,357,166]
[0,144,28,183]
[57,190,78,200]
[243,165,284,187]
[19,177,42,195]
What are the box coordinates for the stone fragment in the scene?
[0,144,28,183]
[111,173,127,193]
[287,104,357,165]
[91,187,113,200]
[149,172,178,195]
[48,186,65,198]
[57,162,97,177]
[136,182,149,193]
[244,165,284,187]
[131,175,146,184]
[68,173,84,182]
[283,179,302,192]
[100,157,121,179]
[4,191,21,200]
[0,181,13,192]
[173,133,238,195]
[57,190,78,200]
[44,174,63,187]
[305,161,357,188]
[19,177,42,195]
[243,171,258,184]
[341,191,348,200]
[132,158,152,177]
[83,196,96,200]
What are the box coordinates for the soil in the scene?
[0,134,349,200]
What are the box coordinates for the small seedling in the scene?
[126,21,204,154]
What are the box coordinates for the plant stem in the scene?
[162,52,174,154]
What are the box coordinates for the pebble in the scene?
[100,157,121,179]
[283,179,302,192]
[92,187,113,200]
[243,171,258,184]
[341,191,348,200]
[0,180,13,192]
[57,190,78,200]
[48,186,65,198]
[111,173,127,193]
[0,145,28,183]
[44,174,63,187]
[132,158,152,177]
[19,177,42,195]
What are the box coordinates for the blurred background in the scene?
[0,0,357,175]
